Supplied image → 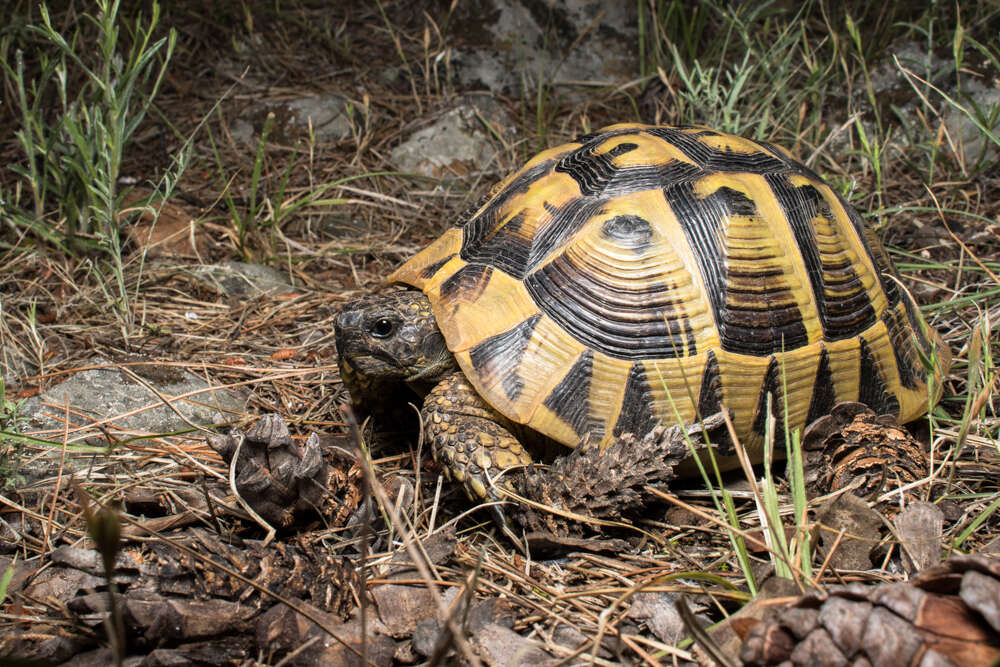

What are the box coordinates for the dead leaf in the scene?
[371,584,438,638]
[627,591,686,645]
[473,623,555,667]
[816,493,882,571]
[120,188,210,259]
[894,501,944,573]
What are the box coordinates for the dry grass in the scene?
[0,0,998,664]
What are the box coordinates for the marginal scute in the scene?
[697,350,723,418]
[542,349,598,439]
[847,205,901,308]
[806,347,837,425]
[859,337,902,417]
[752,356,784,438]
[389,227,463,289]
[882,303,922,390]
[389,123,950,461]
[612,363,655,438]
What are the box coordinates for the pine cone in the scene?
[800,402,929,507]
[515,415,726,536]
[207,414,363,529]
[739,554,1000,666]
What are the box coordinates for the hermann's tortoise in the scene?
[334,123,951,510]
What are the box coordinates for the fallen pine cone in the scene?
[738,554,1000,666]
[514,412,728,537]
[800,402,929,509]
[207,413,364,530]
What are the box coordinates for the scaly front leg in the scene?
[422,373,534,507]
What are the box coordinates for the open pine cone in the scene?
[800,402,930,507]
[514,413,727,536]
[739,554,1000,666]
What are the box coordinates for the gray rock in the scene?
[191,261,295,296]
[284,94,357,142]
[847,40,999,169]
[870,41,951,96]
[627,591,686,644]
[943,79,1000,167]
[390,95,514,178]
[20,363,245,446]
[228,116,255,145]
[448,0,637,96]
[233,93,358,145]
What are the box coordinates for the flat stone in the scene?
[448,0,637,96]
[284,94,356,142]
[390,95,514,178]
[233,93,357,145]
[191,261,295,296]
[20,363,245,452]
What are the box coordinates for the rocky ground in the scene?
[0,1,998,665]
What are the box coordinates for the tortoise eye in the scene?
[369,317,397,339]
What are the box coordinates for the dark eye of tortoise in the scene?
[369,317,396,339]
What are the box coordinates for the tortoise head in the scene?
[334,288,457,407]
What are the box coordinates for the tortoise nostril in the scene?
[336,311,361,330]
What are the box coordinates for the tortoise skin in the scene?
[423,372,534,501]
[335,289,535,505]
[338,123,951,505]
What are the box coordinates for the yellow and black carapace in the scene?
[335,123,951,506]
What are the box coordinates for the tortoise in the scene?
[334,123,951,512]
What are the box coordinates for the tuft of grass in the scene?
[655,358,814,593]
[653,365,759,595]
[1,1,178,329]
[207,112,400,262]
[641,0,837,144]
[0,375,27,492]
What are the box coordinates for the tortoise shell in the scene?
[390,123,950,460]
